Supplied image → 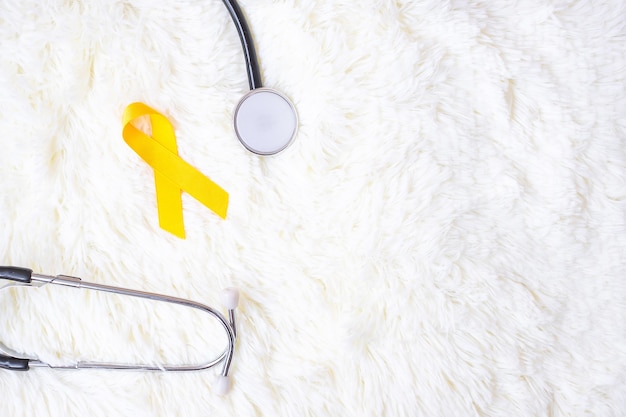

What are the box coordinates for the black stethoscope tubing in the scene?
[222,0,263,90]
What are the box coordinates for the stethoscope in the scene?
[0,0,292,396]
[225,0,298,155]
[0,266,240,396]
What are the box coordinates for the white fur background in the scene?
[0,0,625,415]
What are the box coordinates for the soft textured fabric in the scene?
[0,0,624,416]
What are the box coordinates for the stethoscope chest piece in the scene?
[234,88,298,155]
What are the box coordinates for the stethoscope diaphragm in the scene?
[234,88,298,155]
[221,0,298,155]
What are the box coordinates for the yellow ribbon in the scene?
[122,102,228,239]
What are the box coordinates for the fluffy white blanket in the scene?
[0,0,624,415]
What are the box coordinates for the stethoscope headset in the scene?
[224,0,298,155]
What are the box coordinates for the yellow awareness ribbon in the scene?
[122,102,228,239]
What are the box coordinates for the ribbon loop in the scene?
[122,103,228,239]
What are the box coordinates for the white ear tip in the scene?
[221,287,240,310]
[215,375,232,396]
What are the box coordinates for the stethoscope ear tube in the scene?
[0,266,32,284]
[0,355,29,371]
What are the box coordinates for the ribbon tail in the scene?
[155,172,186,239]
